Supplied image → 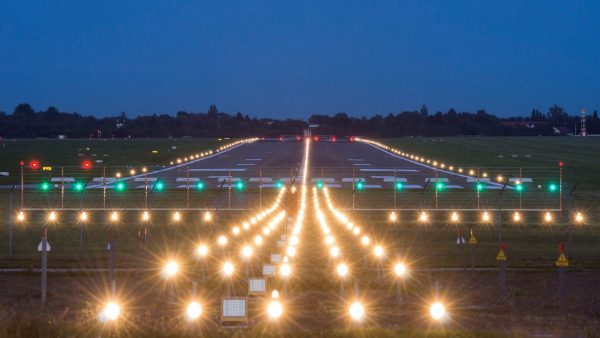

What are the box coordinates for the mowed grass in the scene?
[0,138,232,171]
[378,137,600,195]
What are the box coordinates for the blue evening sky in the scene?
[1,0,599,118]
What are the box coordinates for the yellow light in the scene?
[374,245,384,258]
[482,211,491,222]
[242,245,253,258]
[513,212,521,222]
[361,235,370,246]
[142,211,151,222]
[197,244,208,257]
[99,301,121,322]
[544,212,553,223]
[115,172,122,178]
[129,169,136,175]
[141,167,147,173]
[349,302,365,321]
[280,263,291,277]
[222,261,234,276]
[388,211,398,222]
[267,300,283,319]
[79,211,88,222]
[172,211,181,222]
[337,263,349,277]
[394,263,407,277]
[429,302,446,321]
[47,211,57,222]
[218,235,228,246]
[575,212,584,223]
[497,175,504,182]
[468,170,475,176]
[450,211,459,222]
[17,211,25,222]
[482,172,488,178]
[185,301,202,321]
[254,235,263,246]
[203,211,212,222]
[110,211,119,222]
[163,261,179,278]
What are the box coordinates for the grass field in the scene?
[378,137,600,195]
[0,138,230,171]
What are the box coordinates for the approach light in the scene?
[337,263,349,277]
[388,211,398,222]
[99,301,121,322]
[394,263,407,277]
[450,211,459,223]
[361,235,370,246]
[17,211,25,222]
[79,211,89,222]
[197,244,209,257]
[575,212,584,223]
[267,300,283,319]
[374,245,384,258]
[142,211,151,222]
[242,245,253,258]
[47,211,57,222]
[203,211,212,222]
[481,211,491,222]
[110,211,119,222]
[513,212,521,222]
[429,302,447,321]
[544,212,553,223]
[163,261,179,278]
[349,302,365,321]
[217,235,228,246]
[280,263,291,277]
[222,262,234,276]
[185,301,202,321]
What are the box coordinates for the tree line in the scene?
[0,103,598,138]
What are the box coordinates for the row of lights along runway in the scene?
[18,137,584,328]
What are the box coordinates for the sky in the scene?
[1,0,599,119]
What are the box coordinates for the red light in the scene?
[332,136,337,142]
[558,161,564,167]
[82,160,93,170]
[29,161,40,169]
[313,136,319,141]
[19,161,25,166]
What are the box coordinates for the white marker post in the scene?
[40,226,48,307]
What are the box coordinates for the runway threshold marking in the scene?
[360,169,418,172]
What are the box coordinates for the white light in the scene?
[374,245,384,258]
[203,211,212,222]
[232,226,240,235]
[242,245,253,258]
[451,211,459,222]
[110,211,119,222]
[325,235,335,245]
[17,211,25,222]
[164,261,179,278]
[349,302,365,321]
[48,211,57,222]
[197,244,208,257]
[337,263,348,277]
[575,212,584,223]
[267,300,283,319]
[223,262,234,276]
[280,263,291,277]
[254,235,263,246]
[361,236,370,246]
[242,222,250,230]
[142,211,150,221]
[389,211,398,222]
[430,302,446,321]
[330,246,340,258]
[173,211,181,222]
[513,212,521,222]
[394,263,407,277]
[185,301,202,321]
[79,211,88,222]
[99,301,121,322]
[544,212,553,222]
[482,211,491,222]
[352,227,360,235]
[286,246,297,257]
[218,235,228,246]
[419,211,428,223]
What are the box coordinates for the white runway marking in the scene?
[237,163,255,166]
[445,185,464,189]
[509,177,533,183]
[425,178,449,183]
[134,177,156,182]
[353,163,371,166]
[250,177,273,182]
[311,178,335,182]
[324,184,342,188]
[208,175,232,179]
[189,168,246,172]
[246,158,262,161]
[216,177,241,182]
[259,184,279,188]
[404,184,423,189]
[360,169,418,172]
[176,184,196,188]
[348,158,363,161]
[341,178,365,182]
[176,177,199,182]
[371,176,408,182]
[363,184,382,189]
[466,178,491,182]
